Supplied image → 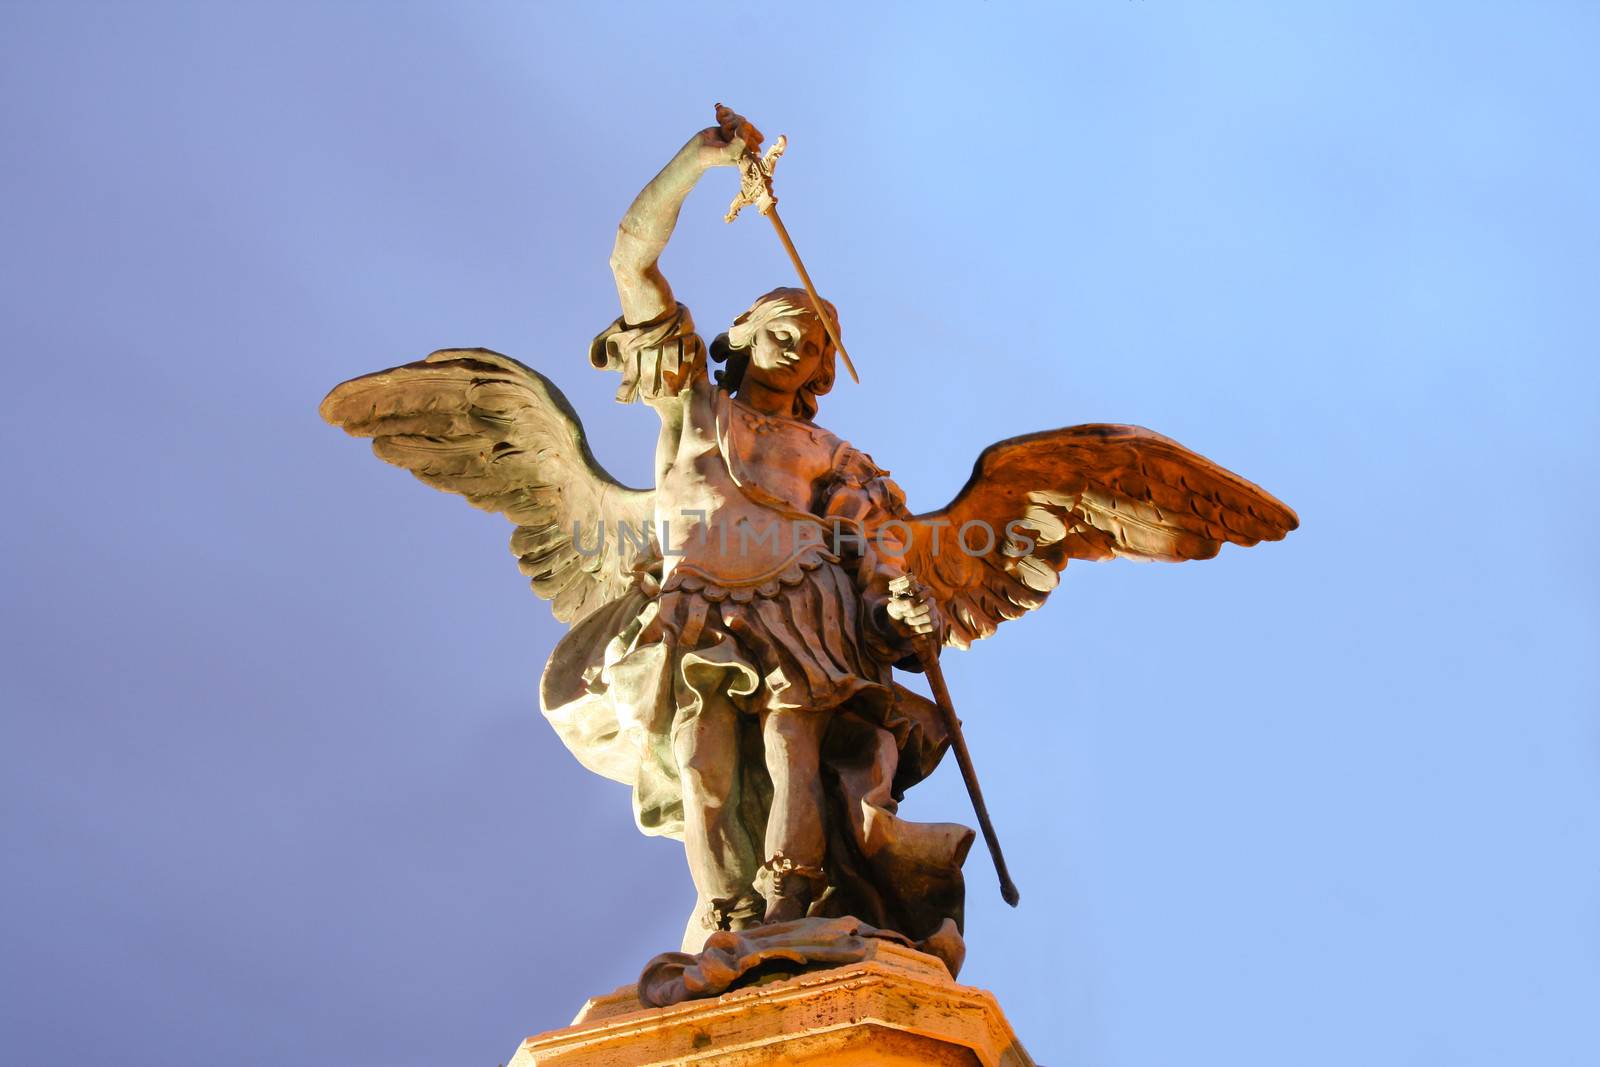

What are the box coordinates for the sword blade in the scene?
[762,206,860,384]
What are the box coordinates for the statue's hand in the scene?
[694,104,761,170]
[885,574,942,643]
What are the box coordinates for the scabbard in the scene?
[918,643,1020,907]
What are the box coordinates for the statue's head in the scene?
[711,287,839,421]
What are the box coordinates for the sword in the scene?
[714,103,859,384]
[890,576,1021,907]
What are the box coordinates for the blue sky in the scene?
[2,3,1596,1065]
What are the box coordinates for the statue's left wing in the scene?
[903,424,1298,649]
[321,349,656,625]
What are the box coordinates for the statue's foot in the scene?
[757,854,827,923]
[725,897,766,932]
[707,893,765,933]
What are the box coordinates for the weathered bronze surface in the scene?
[320,107,1297,999]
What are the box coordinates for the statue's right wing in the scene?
[321,348,656,625]
[902,424,1298,648]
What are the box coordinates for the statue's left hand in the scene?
[885,575,942,642]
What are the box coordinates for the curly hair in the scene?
[709,287,840,422]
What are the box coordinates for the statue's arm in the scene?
[609,115,749,324]
[823,450,944,660]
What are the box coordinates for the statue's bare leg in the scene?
[672,690,760,930]
[758,707,830,922]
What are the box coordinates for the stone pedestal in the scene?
[507,942,1034,1067]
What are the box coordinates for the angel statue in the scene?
[320,107,1297,999]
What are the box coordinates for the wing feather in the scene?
[904,424,1296,648]
[321,348,656,625]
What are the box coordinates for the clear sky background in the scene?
[2,3,1596,1065]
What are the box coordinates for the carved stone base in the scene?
[507,941,1034,1066]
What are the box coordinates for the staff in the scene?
[891,576,1021,906]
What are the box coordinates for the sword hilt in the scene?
[712,104,860,383]
[724,136,786,223]
[715,102,776,222]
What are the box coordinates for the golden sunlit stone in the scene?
[508,942,1034,1067]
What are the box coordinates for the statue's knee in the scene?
[763,710,822,769]
[674,725,734,799]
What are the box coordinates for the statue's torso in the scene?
[657,379,842,586]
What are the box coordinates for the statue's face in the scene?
[745,313,827,395]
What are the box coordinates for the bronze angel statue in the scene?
[321,108,1296,989]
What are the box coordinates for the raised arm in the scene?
[609,108,754,324]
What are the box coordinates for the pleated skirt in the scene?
[643,546,891,717]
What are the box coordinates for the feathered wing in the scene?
[903,424,1298,648]
[320,348,656,625]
